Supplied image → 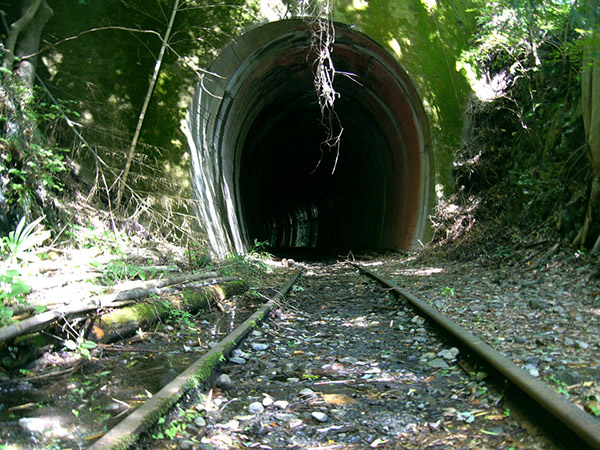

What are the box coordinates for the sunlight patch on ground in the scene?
[358,260,386,267]
[395,267,444,276]
[17,416,70,439]
[342,316,380,328]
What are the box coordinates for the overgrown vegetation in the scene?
[1,0,260,250]
[435,0,599,252]
[0,74,70,234]
[0,215,50,325]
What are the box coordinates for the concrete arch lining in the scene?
[185,19,434,257]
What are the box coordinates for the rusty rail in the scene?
[354,264,600,449]
[89,268,303,450]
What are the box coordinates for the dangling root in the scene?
[302,0,344,174]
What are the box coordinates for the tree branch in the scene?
[20,26,164,61]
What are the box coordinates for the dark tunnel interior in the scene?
[238,68,390,253]
[189,20,434,257]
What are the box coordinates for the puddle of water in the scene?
[0,325,222,447]
[0,350,202,448]
[0,294,261,448]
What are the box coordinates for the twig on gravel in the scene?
[218,397,241,413]
[258,291,310,318]
[268,322,308,339]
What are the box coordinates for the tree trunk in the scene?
[2,0,53,88]
[0,0,53,227]
[574,2,600,248]
[13,0,54,88]
[115,0,179,208]
[0,273,232,345]
[2,0,42,72]
[1,0,50,139]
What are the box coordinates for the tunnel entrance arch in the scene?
[186,19,434,257]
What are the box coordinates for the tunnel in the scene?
[186,19,434,257]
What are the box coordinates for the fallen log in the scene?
[89,279,248,343]
[23,271,221,312]
[137,265,180,273]
[25,263,180,296]
[106,271,220,296]
[0,274,236,345]
[25,271,102,290]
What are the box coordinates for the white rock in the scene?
[340,356,358,365]
[248,402,264,414]
[438,347,459,361]
[232,349,251,359]
[311,411,328,422]
[525,364,540,378]
[251,343,269,351]
[273,400,289,409]
[427,358,450,369]
[275,413,299,422]
[299,388,316,397]
[194,416,206,427]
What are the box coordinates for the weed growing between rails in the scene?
[301,0,360,174]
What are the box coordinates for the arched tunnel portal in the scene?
[186,20,434,257]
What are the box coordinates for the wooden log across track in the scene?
[89,277,247,343]
[0,271,235,345]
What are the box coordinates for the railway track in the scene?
[92,261,599,449]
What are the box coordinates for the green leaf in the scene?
[10,280,30,297]
[33,305,47,314]
[5,216,50,260]
[80,340,97,349]
[0,308,14,325]
[165,426,177,439]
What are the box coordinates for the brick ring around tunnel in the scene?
[185,19,434,257]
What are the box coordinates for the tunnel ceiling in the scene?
[186,19,434,257]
